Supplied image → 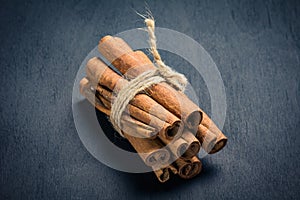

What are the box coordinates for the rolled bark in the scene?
[94,84,182,140]
[81,78,171,167]
[152,167,170,183]
[96,84,181,129]
[160,137,189,159]
[94,83,190,159]
[86,57,183,140]
[174,156,202,179]
[81,79,202,179]
[190,156,202,178]
[181,130,201,159]
[80,78,157,138]
[98,36,202,130]
[94,84,189,158]
[199,112,228,154]
[79,78,111,116]
[196,124,218,153]
[152,164,178,183]
[122,114,158,139]
[124,132,170,167]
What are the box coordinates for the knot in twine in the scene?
[110,18,187,136]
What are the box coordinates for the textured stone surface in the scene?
[0,0,299,199]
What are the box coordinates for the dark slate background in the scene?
[1,0,300,199]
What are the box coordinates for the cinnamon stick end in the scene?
[86,57,107,86]
[201,132,217,153]
[209,138,228,154]
[165,120,182,140]
[79,78,90,95]
[153,168,170,183]
[100,35,113,43]
[186,110,202,129]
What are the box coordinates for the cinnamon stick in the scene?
[86,57,183,140]
[96,86,180,139]
[197,124,217,153]
[95,84,181,132]
[94,83,193,161]
[79,78,111,116]
[124,132,170,167]
[174,156,202,179]
[181,130,201,159]
[160,137,188,159]
[153,167,170,183]
[152,164,178,183]
[98,36,203,130]
[199,112,228,154]
[93,80,192,160]
[82,77,194,169]
[80,78,157,138]
[80,78,171,167]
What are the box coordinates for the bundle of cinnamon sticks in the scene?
[79,35,227,182]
